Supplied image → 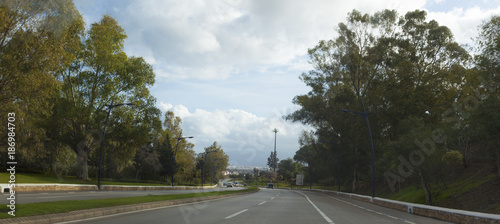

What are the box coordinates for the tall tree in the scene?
[200,142,229,184]
[471,15,500,177]
[287,9,469,198]
[0,0,83,170]
[267,151,279,171]
[278,158,303,181]
[57,15,155,180]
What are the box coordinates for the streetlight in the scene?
[340,107,375,199]
[98,103,135,190]
[171,133,194,187]
[202,150,216,187]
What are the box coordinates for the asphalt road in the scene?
[11,186,244,204]
[61,188,452,224]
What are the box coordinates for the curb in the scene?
[0,189,258,224]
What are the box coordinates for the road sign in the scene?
[296,174,304,185]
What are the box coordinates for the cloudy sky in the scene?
[74,0,500,167]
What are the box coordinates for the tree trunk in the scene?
[497,151,500,178]
[75,145,89,180]
[351,170,358,192]
[419,170,432,205]
[135,168,141,180]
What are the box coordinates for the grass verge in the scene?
[0,187,258,219]
[0,173,204,186]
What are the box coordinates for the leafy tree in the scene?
[56,15,156,180]
[160,111,196,184]
[287,9,469,198]
[157,133,174,180]
[199,142,229,184]
[0,0,83,171]
[267,151,279,171]
[278,158,303,181]
[473,16,500,177]
[134,145,161,180]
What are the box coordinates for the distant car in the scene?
[267,183,274,189]
[223,182,227,186]
[227,183,233,187]
[233,181,238,187]
[243,183,247,187]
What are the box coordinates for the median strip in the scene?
[0,187,259,224]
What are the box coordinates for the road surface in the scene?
[62,188,452,224]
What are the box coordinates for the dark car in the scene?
[267,183,274,189]
[227,183,233,187]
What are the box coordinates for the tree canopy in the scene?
[287,9,499,205]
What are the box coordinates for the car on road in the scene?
[267,183,274,189]
[227,183,233,187]
[233,181,238,187]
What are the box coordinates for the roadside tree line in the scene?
[0,0,228,185]
[286,9,500,205]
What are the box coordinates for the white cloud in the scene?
[159,103,311,166]
[74,0,500,166]
[427,6,500,46]
[158,102,173,111]
[89,0,428,82]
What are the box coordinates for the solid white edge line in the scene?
[323,194,417,224]
[297,191,335,224]
[225,209,248,219]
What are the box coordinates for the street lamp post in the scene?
[98,103,135,190]
[340,102,375,199]
[171,133,194,188]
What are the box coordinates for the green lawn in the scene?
[0,187,259,219]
